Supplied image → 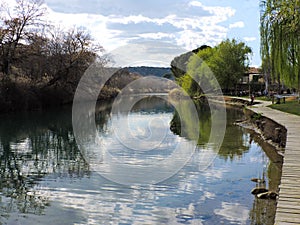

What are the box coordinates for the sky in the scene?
[30,0,262,67]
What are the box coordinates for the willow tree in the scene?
[260,0,300,93]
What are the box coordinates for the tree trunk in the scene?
[2,45,14,75]
[2,57,10,75]
[277,73,281,94]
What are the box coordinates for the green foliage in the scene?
[260,0,300,90]
[175,39,252,96]
[211,39,252,91]
[252,113,263,120]
[269,100,300,116]
[171,104,250,161]
[176,74,195,96]
[170,100,211,145]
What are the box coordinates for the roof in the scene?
[247,67,261,74]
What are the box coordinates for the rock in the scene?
[268,191,278,200]
[235,119,245,123]
[251,187,268,195]
[257,192,269,199]
[260,121,266,131]
[255,120,261,127]
[257,191,278,200]
[251,178,266,183]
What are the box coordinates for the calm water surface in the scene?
[0,97,281,225]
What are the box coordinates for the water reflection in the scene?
[170,103,281,224]
[0,97,281,224]
[214,202,249,224]
[170,102,249,160]
[0,108,90,222]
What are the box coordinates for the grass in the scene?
[268,100,300,116]
[226,95,300,115]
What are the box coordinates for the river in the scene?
[0,96,281,224]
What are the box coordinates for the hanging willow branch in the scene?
[260,0,300,91]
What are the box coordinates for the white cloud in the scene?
[2,0,261,66]
[107,41,186,66]
[109,14,153,24]
[139,32,175,40]
[214,202,249,225]
[42,1,237,55]
[229,21,245,29]
[204,191,216,199]
[202,167,227,179]
[189,1,203,7]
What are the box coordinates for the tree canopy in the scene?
[260,0,300,90]
[0,0,108,112]
[0,0,46,74]
[0,0,102,81]
[172,39,252,96]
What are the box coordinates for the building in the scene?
[235,67,265,95]
[241,67,264,84]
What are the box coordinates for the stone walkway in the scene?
[247,100,300,224]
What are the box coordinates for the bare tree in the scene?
[16,32,49,81]
[44,26,103,88]
[0,0,46,74]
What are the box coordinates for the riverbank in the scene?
[0,69,141,114]
[224,97,287,150]
[225,96,300,224]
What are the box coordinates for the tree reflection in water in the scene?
[170,102,282,225]
[170,101,249,159]
[0,106,99,218]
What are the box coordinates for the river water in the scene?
[0,96,281,225]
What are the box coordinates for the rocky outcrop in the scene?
[244,109,287,148]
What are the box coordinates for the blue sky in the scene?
[43,0,261,67]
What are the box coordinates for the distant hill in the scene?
[126,66,172,78]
